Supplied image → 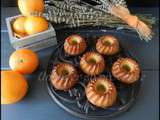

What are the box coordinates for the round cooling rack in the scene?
[43,30,142,120]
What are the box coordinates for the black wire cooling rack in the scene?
[42,31,142,120]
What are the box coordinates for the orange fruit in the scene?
[1,70,28,104]
[14,32,28,38]
[18,0,44,16]
[12,16,27,37]
[9,49,39,74]
[24,16,49,35]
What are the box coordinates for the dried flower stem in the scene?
[44,0,158,42]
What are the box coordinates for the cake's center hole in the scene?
[103,39,113,46]
[61,69,69,76]
[96,83,107,94]
[69,37,79,45]
[88,57,97,64]
[122,64,132,72]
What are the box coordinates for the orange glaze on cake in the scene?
[80,52,105,76]
[64,35,86,56]
[96,35,119,55]
[50,63,79,90]
[112,58,140,84]
[86,76,117,108]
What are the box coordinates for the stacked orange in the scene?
[12,0,48,38]
[1,0,45,104]
[1,49,39,104]
[1,71,28,104]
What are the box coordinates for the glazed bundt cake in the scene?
[96,35,119,55]
[64,34,86,56]
[112,58,140,84]
[50,63,79,90]
[80,52,105,76]
[86,76,117,108]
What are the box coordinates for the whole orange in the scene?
[1,70,28,104]
[12,16,27,37]
[9,49,39,74]
[14,32,28,38]
[24,16,49,35]
[18,0,44,16]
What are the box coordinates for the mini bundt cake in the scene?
[86,76,117,108]
[96,35,119,55]
[64,34,86,56]
[112,58,140,84]
[50,63,79,90]
[80,52,105,76]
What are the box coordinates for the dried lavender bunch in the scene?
[45,5,156,26]
[44,0,158,42]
